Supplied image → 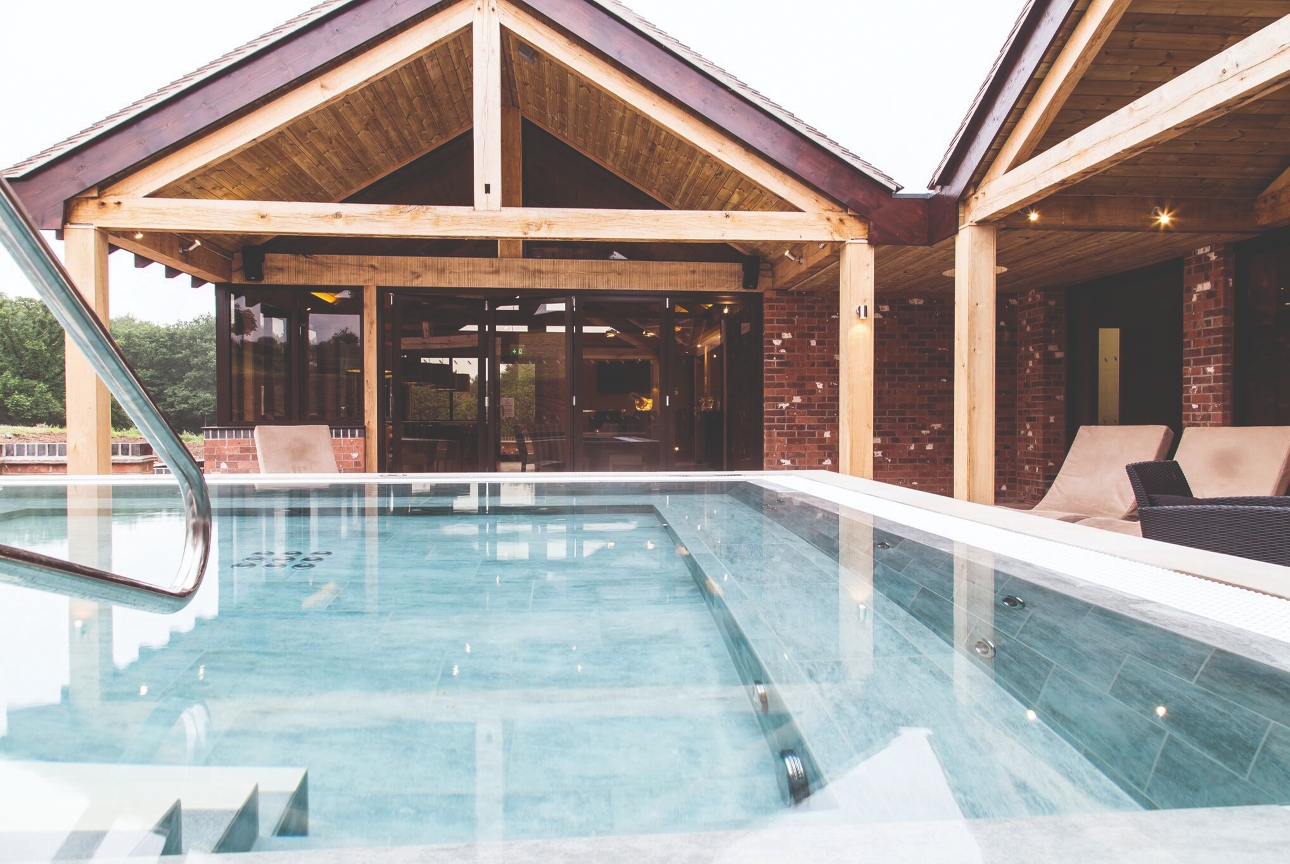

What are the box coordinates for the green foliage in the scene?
[0,293,217,434]
[0,294,65,426]
[109,314,217,434]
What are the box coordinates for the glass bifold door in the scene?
[382,292,761,473]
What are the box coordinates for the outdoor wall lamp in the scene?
[855,304,870,320]
[1151,207,1172,226]
[180,238,202,254]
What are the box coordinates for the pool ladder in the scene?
[0,178,211,612]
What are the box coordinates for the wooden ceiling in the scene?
[878,0,1288,297]
[151,22,797,263]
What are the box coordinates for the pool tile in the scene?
[1195,649,1290,728]
[964,620,1055,706]
[1037,667,1167,788]
[1145,736,1269,809]
[1249,722,1290,803]
[1109,656,1271,776]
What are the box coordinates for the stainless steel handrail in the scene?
[0,178,211,613]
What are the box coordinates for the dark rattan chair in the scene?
[1125,461,1290,567]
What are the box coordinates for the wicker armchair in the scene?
[1125,461,1290,567]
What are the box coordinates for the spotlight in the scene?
[133,231,144,240]
[1027,211,1039,223]
[180,238,202,254]
[1151,207,1172,226]
[855,304,870,320]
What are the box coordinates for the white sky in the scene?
[0,0,1026,323]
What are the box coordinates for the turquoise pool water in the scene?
[1,480,1289,856]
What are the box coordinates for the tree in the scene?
[0,294,65,426]
[109,315,217,433]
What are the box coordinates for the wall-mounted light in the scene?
[855,304,870,320]
[1151,206,1172,226]
[1027,211,1040,223]
[133,231,145,240]
[180,238,202,254]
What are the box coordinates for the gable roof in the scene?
[6,0,927,244]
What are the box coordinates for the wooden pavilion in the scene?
[6,0,1290,504]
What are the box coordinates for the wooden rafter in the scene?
[474,0,503,211]
[1001,196,1259,233]
[103,2,474,199]
[495,0,843,217]
[71,197,869,243]
[772,242,838,291]
[966,14,1290,225]
[981,0,1133,183]
[1254,162,1290,227]
[106,231,232,283]
[232,253,753,291]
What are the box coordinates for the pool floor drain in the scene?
[781,750,810,804]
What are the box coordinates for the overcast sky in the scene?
[0,0,1026,323]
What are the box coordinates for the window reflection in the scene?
[230,291,292,422]
[304,292,363,422]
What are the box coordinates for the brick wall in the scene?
[204,428,367,474]
[763,292,839,470]
[873,297,954,495]
[1015,288,1068,506]
[997,297,1020,504]
[1183,244,1237,427]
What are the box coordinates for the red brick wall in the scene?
[1183,244,1236,427]
[1016,288,1068,506]
[997,297,1020,504]
[873,297,954,494]
[763,292,839,470]
[204,429,367,474]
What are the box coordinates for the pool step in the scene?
[0,762,307,860]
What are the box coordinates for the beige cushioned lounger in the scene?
[254,425,340,474]
[1173,426,1290,498]
[1031,425,1174,522]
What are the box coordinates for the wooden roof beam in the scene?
[495,0,843,217]
[982,0,1133,183]
[1254,163,1290,227]
[72,197,869,243]
[1002,196,1260,232]
[107,230,232,283]
[103,1,473,199]
[773,242,838,291]
[966,14,1290,225]
[233,253,754,291]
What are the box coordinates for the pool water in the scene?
[2,480,1290,856]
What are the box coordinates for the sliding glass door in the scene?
[575,298,663,472]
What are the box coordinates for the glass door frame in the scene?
[375,288,762,473]
[385,290,488,473]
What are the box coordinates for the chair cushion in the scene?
[1174,426,1290,498]
[1033,425,1174,520]
[254,425,340,474]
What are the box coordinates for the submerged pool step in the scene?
[0,762,307,860]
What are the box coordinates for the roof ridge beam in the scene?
[494,0,843,217]
[967,13,1290,225]
[103,1,473,199]
[981,0,1133,183]
[71,197,869,243]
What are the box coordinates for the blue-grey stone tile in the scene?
[1037,667,1167,788]
[1146,735,1272,809]
[1249,723,1290,803]
[871,561,922,611]
[907,587,955,643]
[1110,656,1271,776]
[964,620,1055,706]
[1195,649,1290,728]
[504,791,614,839]
[1016,612,1128,692]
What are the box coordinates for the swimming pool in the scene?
[2,477,1289,861]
